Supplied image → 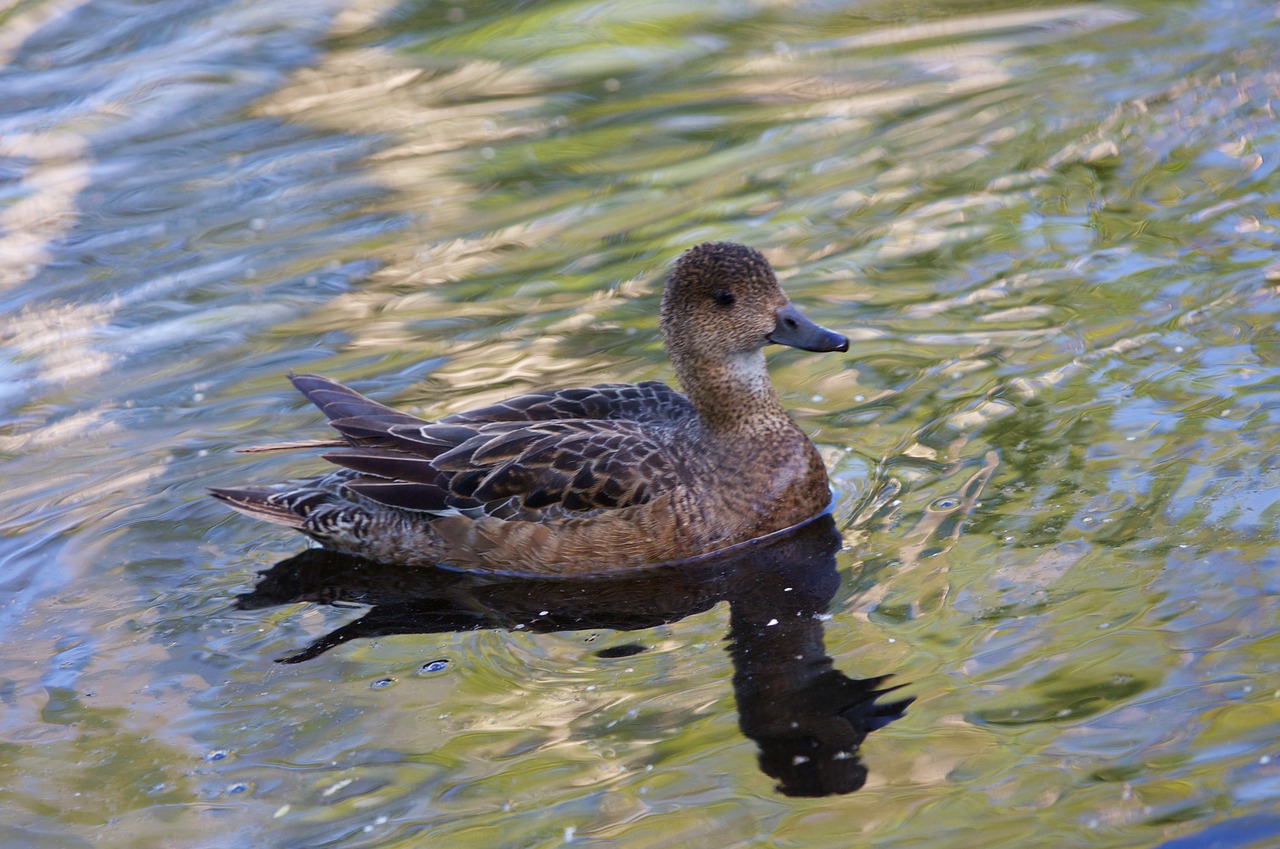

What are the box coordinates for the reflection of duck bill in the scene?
[236,513,911,797]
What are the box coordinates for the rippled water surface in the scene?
[3,0,1280,846]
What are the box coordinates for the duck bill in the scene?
[767,303,849,352]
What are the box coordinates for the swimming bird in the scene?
[209,242,848,576]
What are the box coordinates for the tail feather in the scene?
[208,486,307,529]
[211,374,435,533]
[234,439,347,454]
[290,373,428,428]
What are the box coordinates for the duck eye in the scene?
[712,289,735,308]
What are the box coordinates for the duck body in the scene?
[210,243,848,576]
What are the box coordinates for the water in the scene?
[2,0,1279,846]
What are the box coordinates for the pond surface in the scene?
[3,0,1280,846]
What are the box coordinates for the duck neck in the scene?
[675,348,791,433]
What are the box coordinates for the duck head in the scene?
[660,242,848,364]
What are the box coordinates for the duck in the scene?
[209,242,849,576]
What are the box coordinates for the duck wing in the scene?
[325,417,681,516]
[289,374,688,516]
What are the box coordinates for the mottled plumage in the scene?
[210,242,848,575]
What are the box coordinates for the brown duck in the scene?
[209,242,848,576]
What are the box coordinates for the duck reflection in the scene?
[236,514,911,796]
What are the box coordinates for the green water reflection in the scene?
[1,0,1279,846]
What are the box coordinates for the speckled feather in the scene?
[209,242,848,575]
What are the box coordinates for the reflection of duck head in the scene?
[718,516,914,796]
[732,633,911,797]
[236,513,911,796]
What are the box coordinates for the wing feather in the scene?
[321,450,441,483]
[440,381,693,425]
[290,374,428,428]
[344,479,457,512]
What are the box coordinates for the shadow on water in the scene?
[236,514,912,797]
